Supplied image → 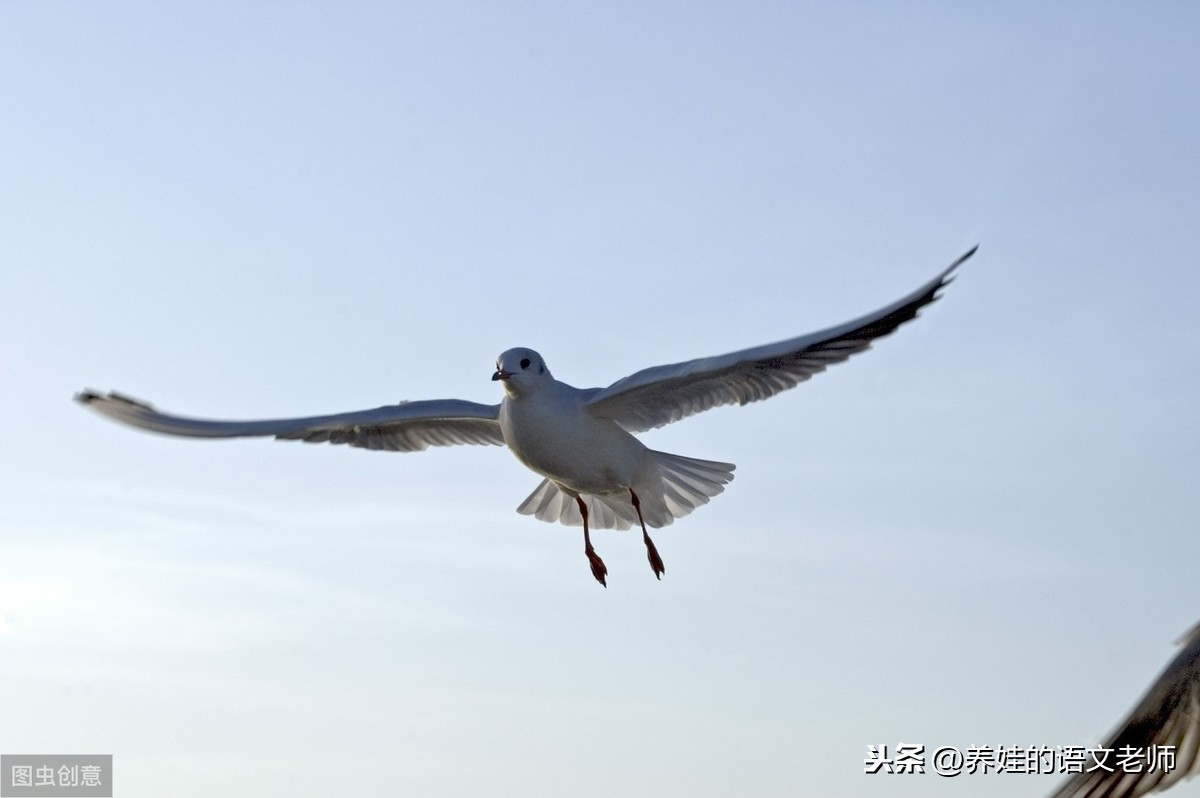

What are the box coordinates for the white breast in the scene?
[499,383,649,494]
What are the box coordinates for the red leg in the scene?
[629,490,665,580]
[576,495,607,587]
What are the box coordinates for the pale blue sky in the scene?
[2,3,1198,797]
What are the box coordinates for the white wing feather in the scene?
[585,247,976,432]
[75,391,504,452]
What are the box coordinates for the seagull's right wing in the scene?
[586,247,975,433]
[75,391,504,452]
[1047,621,1200,798]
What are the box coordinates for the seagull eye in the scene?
[520,357,532,369]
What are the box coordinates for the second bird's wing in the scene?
[1046,622,1200,798]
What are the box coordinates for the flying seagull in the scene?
[76,246,976,586]
[1047,620,1200,798]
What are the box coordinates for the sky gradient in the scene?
[2,3,1198,797]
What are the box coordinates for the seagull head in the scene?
[493,348,550,395]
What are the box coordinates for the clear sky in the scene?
[2,3,1198,797]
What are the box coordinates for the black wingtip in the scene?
[933,245,978,291]
[952,244,979,270]
[74,390,152,410]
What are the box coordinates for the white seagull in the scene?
[77,247,975,586]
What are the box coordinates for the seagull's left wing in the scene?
[586,247,975,433]
[75,391,504,452]
[1047,622,1200,798]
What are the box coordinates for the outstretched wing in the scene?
[586,247,976,432]
[75,391,504,452]
[1047,622,1200,798]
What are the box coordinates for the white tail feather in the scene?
[515,451,735,530]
